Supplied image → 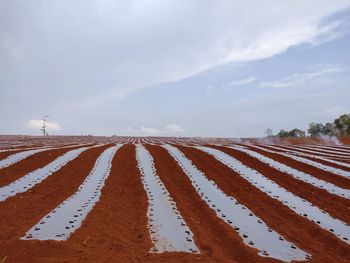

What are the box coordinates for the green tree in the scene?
[334,114,350,136]
[289,128,306,137]
[277,129,289,137]
[307,122,325,136]
[323,122,336,136]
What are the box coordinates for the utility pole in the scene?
[40,114,49,136]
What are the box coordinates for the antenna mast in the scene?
[40,115,49,136]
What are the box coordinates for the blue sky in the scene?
[1,1,350,137]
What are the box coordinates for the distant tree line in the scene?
[265,113,350,138]
[308,114,350,136]
[276,128,306,138]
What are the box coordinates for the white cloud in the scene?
[128,123,185,135]
[222,77,257,87]
[140,126,161,135]
[308,19,348,46]
[1,1,350,136]
[258,64,345,88]
[1,0,349,107]
[165,123,185,132]
[27,119,62,131]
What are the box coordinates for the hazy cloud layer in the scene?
[0,1,350,136]
[258,64,345,88]
[27,119,62,131]
[223,77,257,88]
[165,124,185,133]
[126,124,185,136]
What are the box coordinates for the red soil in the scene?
[0,136,349,263]
[237,136,350,145]
[0,145,93,187]
[146,144,265,263]
[244,145,350,189]
[262,145,350,172]
[210,145,350,225]
[0,144,112,262]
[177,145,350,263]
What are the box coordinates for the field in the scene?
[0,135,350,263]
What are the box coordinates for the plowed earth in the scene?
[0,136,349,263]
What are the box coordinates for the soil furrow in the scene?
[31,144,152,263]
[146,144,284,263]
[275,145,350,159]
[290,155,350,171]
[261,145,350,172]
[0,145,94,187]
[244,145,350,189]
[177,144,350,263]
[212,145,350,224]
[0,144,111,262]
[135,144,199,253]
[297,145,350,157]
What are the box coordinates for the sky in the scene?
[1,0,350,137]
